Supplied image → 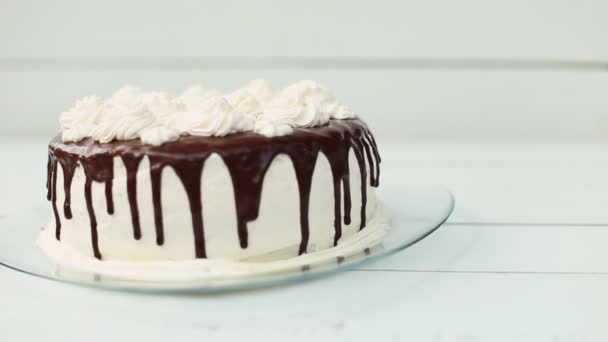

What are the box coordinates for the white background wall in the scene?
[1,0,607,141]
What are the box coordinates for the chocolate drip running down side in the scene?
[121,155,144,240]
[46,119,381,260]
[56,153,78,219]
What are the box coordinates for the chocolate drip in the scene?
[47,119,381,260]
[57,155,78,219]
[84,178,101,259]
[331,174,343,246]
[105,180,114,215]
[366,132,381,186]
[351,141,367,230]
[342,173,352,226]
[80,154,114,207]
[223,149,276,249]
[367,132,379,159]
[122,155,144,240]
[361,138,377,187]
[50,159,61,240]
[46,154,52,201]
[80,154,114,259]
[287,149,318,255]
[173,160,207,258]
[149,158,165,246]
[319,133,352,245]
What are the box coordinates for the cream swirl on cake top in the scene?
[172,93,255,137]
[60,96,104,143]
[59,80,356,145]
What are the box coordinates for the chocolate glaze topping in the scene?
[46,119,380,259]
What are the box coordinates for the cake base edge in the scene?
[36,202,390,283]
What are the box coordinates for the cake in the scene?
[40,80,386,278]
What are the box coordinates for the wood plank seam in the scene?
[445,222,608,227]
[0,57,607,71]
[350,269,608,275]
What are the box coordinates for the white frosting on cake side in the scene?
[37,203,388,282]
[41,149,379,262]
[59,80,356,145]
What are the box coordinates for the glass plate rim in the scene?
[0,187,455,294]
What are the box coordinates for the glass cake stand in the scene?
[0,185,454,293]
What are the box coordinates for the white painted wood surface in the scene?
[1,69,607,140]
[1,0,607,142]
[2,268,607,342]
[2,0,607,60]
[369,223,608,273]
[0,142,606,341]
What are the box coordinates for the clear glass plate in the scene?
[0,185,454,293]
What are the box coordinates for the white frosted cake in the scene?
[40,80,386,279]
